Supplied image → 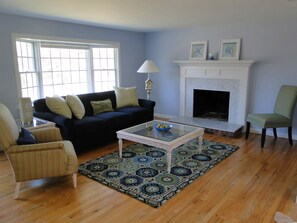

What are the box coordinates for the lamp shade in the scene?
[137,60,160,73]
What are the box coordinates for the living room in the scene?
[0,1,297,222]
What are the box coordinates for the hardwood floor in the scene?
[0,133,297,222]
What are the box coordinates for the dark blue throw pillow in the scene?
[17,127,37,145]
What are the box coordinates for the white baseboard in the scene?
[154,113,176,120]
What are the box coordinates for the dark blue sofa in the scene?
[33,91,155,152]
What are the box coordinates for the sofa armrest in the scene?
[138,99,156,110]
[34,111,74,139]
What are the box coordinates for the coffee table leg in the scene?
[167,152,171,173]
[199,136,203,151]
[118,138,123,158]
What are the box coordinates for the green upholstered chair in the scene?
[245,85,297,148]
[0,103,78,199]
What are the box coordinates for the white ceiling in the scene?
[0,0,297,32]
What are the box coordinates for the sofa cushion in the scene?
[114,86,139,108]
[116,106,152,124]
[46,96,72,119]
[90,99,114,115]
[95,111,133,131]
[72,116,106,137]
[66,95,85,119]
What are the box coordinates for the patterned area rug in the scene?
[78,139,239,208]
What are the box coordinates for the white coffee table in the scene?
[117,120,204,172]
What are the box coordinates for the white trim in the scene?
[11,36,22,101]
[154,113,176,120]
[116,47,121,87]
[11,33,121,99]
[12,33,120,48]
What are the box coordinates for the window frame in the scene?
[12,33,121,100]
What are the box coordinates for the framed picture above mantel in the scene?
[189,41,208,60]
[219,38,241,60]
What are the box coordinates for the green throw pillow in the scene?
[113,86,139,108]
[90,99,114,115]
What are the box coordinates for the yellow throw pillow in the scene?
[46,96,72,119]
[66,95,85,119]
[91,99,114,115]
[113,86,139,108]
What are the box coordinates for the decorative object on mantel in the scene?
[208,52,214,60]
[219,38,241,60]
[190,41,208,60]
[78,139,239,208]
[19,97,33,124]
[137,60,160,100]
[207,52,219,60]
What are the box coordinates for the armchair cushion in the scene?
[17,128,36,145]
[247,114,291,128]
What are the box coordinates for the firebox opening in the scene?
[193,89,230,121]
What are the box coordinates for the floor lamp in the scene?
[137,60,160,100]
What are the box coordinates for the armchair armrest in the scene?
[7,142,68,182]
[30,127,62,143]
[8,141,65,153]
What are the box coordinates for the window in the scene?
[14,37,119,100]
[16,41,39,101]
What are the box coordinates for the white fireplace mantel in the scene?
[173,60,254,125]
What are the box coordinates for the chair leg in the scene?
[288,127,293,145]
[14,182,21,199]
[261,128,266,148]
[245,122,250,139]
[72,173,77,188]
[273,128,277,139]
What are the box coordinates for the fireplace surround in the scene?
[174,60,254,126]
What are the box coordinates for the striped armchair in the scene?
[0,103,78,199]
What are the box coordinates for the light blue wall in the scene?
[145,20,297,136]
[1,12,297,137]
[0,13,146,117]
